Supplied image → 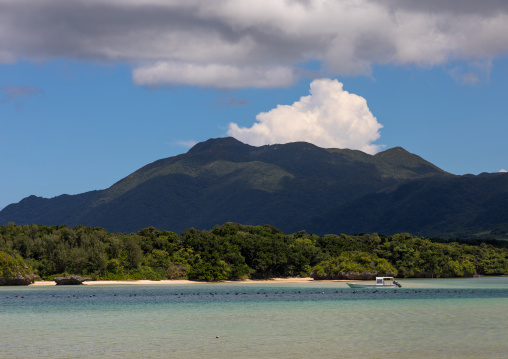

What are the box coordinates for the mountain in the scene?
[311,172,508,238]
[1,137,507,238]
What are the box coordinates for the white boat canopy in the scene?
[376,277,394,285]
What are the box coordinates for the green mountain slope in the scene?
[311,172,508,238]
[8,136,504,238]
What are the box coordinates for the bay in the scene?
[1,277,508,358]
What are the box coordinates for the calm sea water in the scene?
[1,277,508,358]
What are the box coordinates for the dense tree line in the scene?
[1,223,507,282]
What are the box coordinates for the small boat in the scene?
[346,276,402,289]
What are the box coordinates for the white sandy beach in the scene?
[30,277,322,286]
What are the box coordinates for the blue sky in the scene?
[1,1,508,210]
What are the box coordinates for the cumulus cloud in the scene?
[2,1,508,87]
[500,169,507,173]
[228,79,382,154]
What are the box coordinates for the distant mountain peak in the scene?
[375,146,410,156]
[187,137,249,154]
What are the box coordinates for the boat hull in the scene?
[346,283,397,289]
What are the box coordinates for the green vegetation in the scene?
[1,223,507,282]
[311,251,398,280]
[0,250,36,284]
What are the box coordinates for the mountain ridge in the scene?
[2,137,506,238]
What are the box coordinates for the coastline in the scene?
[30,277,327,286]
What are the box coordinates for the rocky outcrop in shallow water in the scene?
[0,272,35,285]
[54,275,89,285]
[0,251,38,286]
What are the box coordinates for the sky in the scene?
[1,0,508,210]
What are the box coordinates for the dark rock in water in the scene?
[54,275,89,285]
[0,255,38,286]
[0,273,34,286]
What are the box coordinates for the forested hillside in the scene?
[1,223,507,282]
[312,172,508,238]
[2,137,508,238]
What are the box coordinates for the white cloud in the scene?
[500,169,507,173]
[133,62,296,88]
[2,1,508,87]
[227,78,382,154]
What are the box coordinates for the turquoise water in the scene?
[1,277,508,358]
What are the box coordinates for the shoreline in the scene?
[30,277,338,286]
